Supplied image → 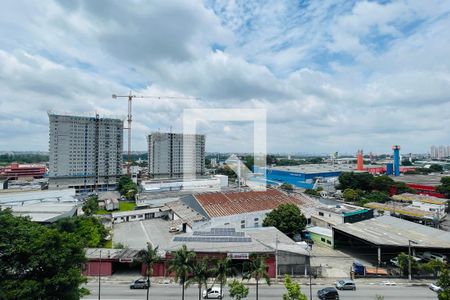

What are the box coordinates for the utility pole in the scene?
[112,92,199,175]
[275,234,278,282]
[408,240,418,281]
[98,249,102,300]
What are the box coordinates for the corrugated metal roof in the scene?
[334,215,450,248]
[194,189,303,218]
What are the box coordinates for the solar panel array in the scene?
[193,228,244,237]
[173,236,252,243]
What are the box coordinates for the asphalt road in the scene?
[83,282,438,300]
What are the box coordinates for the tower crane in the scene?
[112,91,199,175]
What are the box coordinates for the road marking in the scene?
[139,221,153,247]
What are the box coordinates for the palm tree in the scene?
[212,256,235,298]
[136,243,160,300]
[168,245,196,300]
[243,254,271,300]
[186,259,211,300]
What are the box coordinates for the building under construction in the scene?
[48,113,123,194]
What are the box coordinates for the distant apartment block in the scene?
[147,132,205,178]
[48,113,123,193]
[430,145,450,159]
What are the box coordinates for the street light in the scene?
[408,240,418,281]
[305,245,313,300]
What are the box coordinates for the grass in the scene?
[95,200,137,215]
[103,239,113,248]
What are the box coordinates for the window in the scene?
[319,212,324,217]
[254,218,259,221]
[321,238,326,242]
[327,240,332,245]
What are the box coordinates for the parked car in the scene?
[425,252,447,262]
[429,283,443,293]
[335,279,356,290]
[318,287,339,300]
[203,287,223,299]
[130,278,150,289]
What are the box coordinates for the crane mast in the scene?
[112,92,198,175]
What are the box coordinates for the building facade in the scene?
[147,132,205,178]
[48,113,123,193]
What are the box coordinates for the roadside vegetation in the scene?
[263,203,307,238]
[117,175,139,200]
[0,209,89,299]
[338,172,416,206]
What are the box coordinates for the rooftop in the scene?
[0,189,77,205]
[167,226,309,255]
[194,189,303,218]
[392,174,447,186]
[269,164,357,174]
[4,202,78,222]
[307,226,333,237]
[364,202,435,219]
[165,200,205,227]
[334,215,450,249]
[392,193,448,205]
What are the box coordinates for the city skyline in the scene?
[1,1,450,153]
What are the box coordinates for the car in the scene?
[202,287,223,299]
[335,279,356,290]
[317,287,339,300]
[129,278,150,289]
[429,283,443,293]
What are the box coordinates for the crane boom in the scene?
[112,92,199,175]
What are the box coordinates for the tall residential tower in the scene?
[48,113,123,193]
[147,132,205,179]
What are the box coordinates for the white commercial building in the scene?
[147,132,205,179]
[140,175,228,193]
[48,113,123,193]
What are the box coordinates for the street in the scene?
[83,282,438,300]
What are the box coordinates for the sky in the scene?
[0,0,449,155]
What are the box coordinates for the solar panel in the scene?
[193,228,245,237]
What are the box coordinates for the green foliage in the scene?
[392,182,416,194]
[117,176,138,200]
[0,209,87,300]
[343,188,361,202]
[53,216,108,248]
[243,253,270,300]
[0,153,48,164]
[280,183,294,192]
[430,164,444,172]
[304,189,320,197]
[396,253,419,276]
[370,176,394,192]
[421,259,445,277]
[186,259,211,300]
[402,160,413,166]
[363,191,391,203]
[82,195,99,216]
[228,279,249,300]
[137,243,160,300]
[438,268,450,300]
[212,257,235,294]
[263,204,307,237]
[217,165,237,179]
[283,275,307,300]
[437,177,450,198]
[168,245,196,287]
[338,172,374,191]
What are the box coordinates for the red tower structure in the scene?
[357,150,364,171]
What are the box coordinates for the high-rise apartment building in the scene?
[147,132,205,178]
[48,113,123,193]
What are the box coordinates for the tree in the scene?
[212,256,235,298]
[430,164,444,172]
[82,195,99,216]
[262,204,306,237]
[228,279,249,300]
[343,188,360,202]
[338,172,374,191]
[243,254,270,300]
[0,209,88,300]
[168,245,196,300]
[117,176,138,200]
[282,275,307,300]
[437,177,450,199]
[438,268,450,300]
[53,216,108,248]
[364,191,391,203]
[280,183,294,192]
[421,259,445,278]
[186,259,210,300]
[304,189,320,197]
[396,253,419,277]
[370,176,394,193]
[137,243,160,300]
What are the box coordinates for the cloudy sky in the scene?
[1,0,449,155]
